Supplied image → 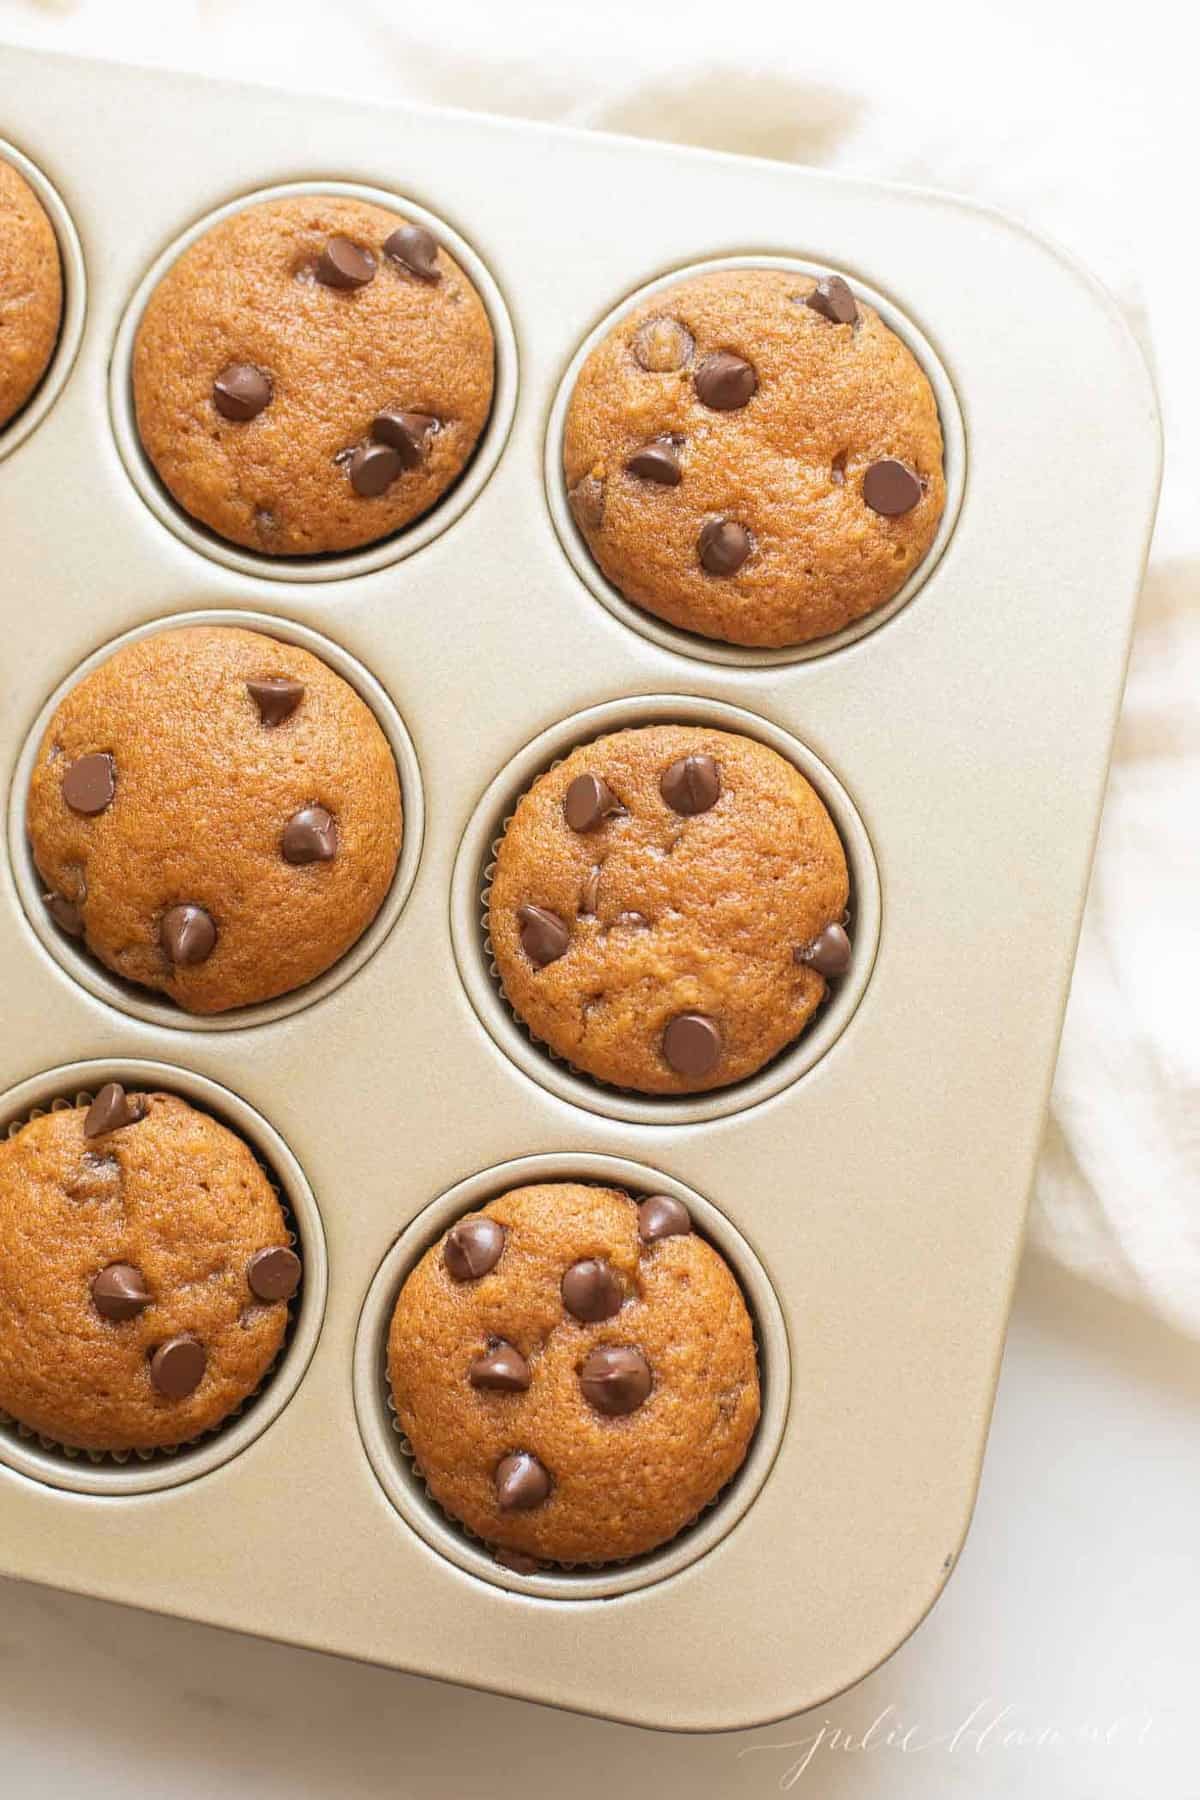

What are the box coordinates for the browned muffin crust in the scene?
[388,1183,760,1564]
[27,625,402,1013]
[133,194,494,554]
[488,725,850,1093]
[563,267,945,646]
[0,157,63,429]
[0,1092,295,1452]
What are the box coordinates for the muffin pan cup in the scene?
[0,1060,327,1496]
[0,135,86,463]
[546,255,966,669]
[454,693,880,1124]
[108,180,519,583]
[0,46,1160,1733]
[8,609,426,1031]
[354,1153,789,1601]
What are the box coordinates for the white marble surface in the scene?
[2,1251,1194,1798]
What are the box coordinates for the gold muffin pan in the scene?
[0,46,1160,1732]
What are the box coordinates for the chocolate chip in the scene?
[316,236,376,290]
[84,1083,144,1139]
[567,473,605,533]
[580,1345,652,1416]
[806,275,858,326]
[92,1263,150,1321]
[43,892,84,936]
[662,1012,722,1077]
[632,316,694,372]
[625,441,682,485]
[660,753,720,816]
[282,806,337,865]
[372,410,438,467]
[862,459,922,516]
[348,442,403,497]
[383,223,441,282]
[694,351,757,411]
[246,1245,302,1302]
[62,752,114,816]
[698,518,751,576]
[150,1336,206,1399]
[212,363,272,421]
[564,773,622,833]
[517,904,569,967]
[160,904,217,966]
[637,1194,692,1242]
[794,922,852,977]
[247,677,304,727]
[561,1259,623,1323]
[470,1342,531,1392]
[495,1451,550,1511]
[444,1217,505,1282]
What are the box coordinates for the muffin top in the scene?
[388,1182,760,1565]
[563,267,945,647]
[488,725,851,1094]
[132,194,494,555]
[0,156,63,430]
[0,1088,299,1452]
[27,624,402,1014]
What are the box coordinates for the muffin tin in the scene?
[0,46,1160,1732]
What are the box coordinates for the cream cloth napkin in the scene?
[3,0,1195,1333]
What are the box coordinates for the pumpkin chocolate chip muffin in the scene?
[0,156,63,430]
[563,266,945,647]
[132,193,494,555]
[388,1182,759,1565]
[27,624,402,1014]
[488,724,851,1094]
[0,1086,300,1453]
